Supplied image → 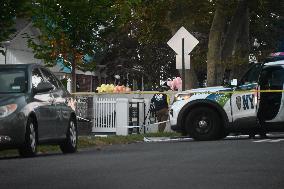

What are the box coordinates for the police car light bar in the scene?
[270,52,284,57]
[265,52,284,62]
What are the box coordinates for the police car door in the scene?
[231,64,262,128]
[258,64,284,126]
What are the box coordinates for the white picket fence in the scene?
[77,93,177,135]
[92,98,117,133]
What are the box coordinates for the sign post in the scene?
[167,27,199,91]
[182,38,185,90]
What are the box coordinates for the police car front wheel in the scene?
[185,107,221,141]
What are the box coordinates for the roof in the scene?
[4,18,32,42]
[0,63,44,70]
[0,63,31,68]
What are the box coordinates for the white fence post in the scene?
[92,96,98,133]
[116,98,129,136]
[67,78,71,93]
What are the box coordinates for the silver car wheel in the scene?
[60,117,77,153]
[19,118,37,157]
[69,121,77,148]
[29,123,36,152]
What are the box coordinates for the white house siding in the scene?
[0,20,43,65]
[0,49,4,64]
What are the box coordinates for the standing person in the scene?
[151,86,169,132]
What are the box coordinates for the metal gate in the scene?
[129,98,146,134]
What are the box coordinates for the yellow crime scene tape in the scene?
[71,91,176,96]
[72,89,284,131]
[185,90,284,94]
[71,89,284,96]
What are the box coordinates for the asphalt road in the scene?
[1,135,284,189]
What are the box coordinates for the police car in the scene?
[170,58,284,141]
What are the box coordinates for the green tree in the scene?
[0,0,29,55]
[26,0,111,92]
[207,0,283,86]
[250,0,283,59]
[109,0,214,89]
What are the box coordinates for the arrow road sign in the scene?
[167,27,199,91]
[167,26,199,55]
[176,54,190,69]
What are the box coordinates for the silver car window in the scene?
[32,68,45,89]
[0,69,26,93]
[40,68,59,90]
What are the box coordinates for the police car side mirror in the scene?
[230,79,238,87]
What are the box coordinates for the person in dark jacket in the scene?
[151,86,169,132]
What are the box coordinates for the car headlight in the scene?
[173,94,192,103]
[0,104,18,118]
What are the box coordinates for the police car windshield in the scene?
[239,63,262,86]
[0,68,27,93]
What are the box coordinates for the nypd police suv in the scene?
[170,59,284,140]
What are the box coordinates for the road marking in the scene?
[253,139,284,143]
[253,139,272,143]
[143,137,193,142]
[226,135,249,139]
[268,139,284,143]
[143,135,284,143]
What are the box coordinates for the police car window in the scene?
[40,68,59,90]
[239,64,262,85]
[32,68,45,88]
[260,66,284,89]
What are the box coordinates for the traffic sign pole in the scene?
[182,38,185,91]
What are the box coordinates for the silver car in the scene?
[0,64,77,157]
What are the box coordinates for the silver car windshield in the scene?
[0,69,27,93]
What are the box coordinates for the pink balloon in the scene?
[175,77,182,90]
[125,87,131,92]
[117,86,123,92]
[122,86,126,92]
[176,77,182,84]
[176,82,182,90]
[171,80,177,90]
[167,80,172,87]
[166,77,183,91]
[113,86,119,93]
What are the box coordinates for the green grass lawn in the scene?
[0,132,181,158]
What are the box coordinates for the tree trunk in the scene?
[221,0,248,60]
[206,0,227,86]
[231,4,250,79]
[207,0,249,86]
[71,58,76,93]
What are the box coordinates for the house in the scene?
[0,18,107,92]
[0,18,43,65]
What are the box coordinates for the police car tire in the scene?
[185,107,221,141]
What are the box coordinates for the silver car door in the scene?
[40,68,67,138]
[32,68,57,139]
